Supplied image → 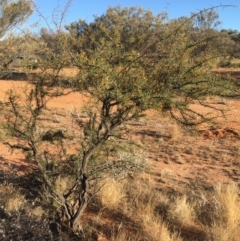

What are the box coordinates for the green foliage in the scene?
[67,6,237,125]
[0,0,32,38]
[0,0,33,73]
[220,29,240,58]
[191,8,221,30]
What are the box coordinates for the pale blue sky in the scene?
[28,0,240,31]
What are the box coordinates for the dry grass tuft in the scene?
[111,229,139,241]
[170,122,182,140]
[97,177,125,209]
[141,214,182,241]
[207,222,240,241]
[5,188,26,212]
[161,168,174,179]
[206,183,240,241]
[55,175,74,195]
[122,177,182,241]
[169,195,196,226]
[214,183,240,227]
[31,206,45,220]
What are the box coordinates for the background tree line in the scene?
[2,6,240,72]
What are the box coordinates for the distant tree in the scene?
[0,0,32,38]
[0,0,33,71]
[191,8,221,30]
[187,9,234,59]
[220,29,240,58]
[40,28,60,53]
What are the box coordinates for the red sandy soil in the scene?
[0,71,240,241]
[0,80,88,174]
[0,71,240,192]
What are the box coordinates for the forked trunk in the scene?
[58,172,89,237]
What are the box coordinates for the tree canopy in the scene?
[65,6,236,125]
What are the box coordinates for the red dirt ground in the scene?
[0,72,240,191]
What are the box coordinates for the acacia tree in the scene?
[0,0,32,37]
[67,6,236,122]
[3,5,239,237]
[0,0,33,71]
[62,7,237,231]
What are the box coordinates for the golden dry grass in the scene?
[111,230,140,241]
[117,178,183,241]
[55,175,74,195]
[169,195,196,226]
[30,206,45,220]
[170,122,182,140]
[102,177,240,241]
[206,183,240,241]
[97,177,125,209]
[214,183,240,227]
[5,187,26,212]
